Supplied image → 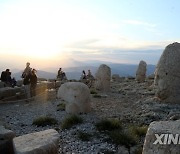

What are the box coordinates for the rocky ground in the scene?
[0,79,180,154]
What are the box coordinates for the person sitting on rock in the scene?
[0,69,12,86]
[87,69,94,80]
[57,68,67,81]
[1,70,7,82]
[62,72,67,80]
[80,70,87,80]
[57,68,63,79]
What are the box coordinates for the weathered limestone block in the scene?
[57,82,91,114]
[136,60,147,82]
[0,87,23,100]
[143,120,180,154]
[154,42,180,103]
[0,125,16,154]
[95,64,111,91]
[14,129,59,154]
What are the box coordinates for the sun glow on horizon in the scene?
[0,0,180,67]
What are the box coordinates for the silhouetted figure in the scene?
[57,68,67,81]
[0,69,12,86]
[87,69,94,80]
[30,69,37,97]
[1,70,7,82]
[81,70,87,80]
[23,69,31,99]
[22,62,31,78]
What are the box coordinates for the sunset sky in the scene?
[0,0,180,69]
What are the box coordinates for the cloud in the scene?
[122,20,156,28]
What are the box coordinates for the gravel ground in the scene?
[0,79,180,154]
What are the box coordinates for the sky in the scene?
[0,0,180,69]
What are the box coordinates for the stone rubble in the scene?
[0,78,179,153]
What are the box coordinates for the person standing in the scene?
[23,69,31,99]
[22,62,31,99]
[81,70,87,80]
[30,69,37,97]
[22,62,31,78]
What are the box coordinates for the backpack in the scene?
[21,72,26,78]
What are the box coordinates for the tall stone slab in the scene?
[136,60,147,82]
[95,64,111,92]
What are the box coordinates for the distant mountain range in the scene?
[11,62,156,80]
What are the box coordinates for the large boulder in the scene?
[95,64,111,92]
[57,82,91,114]
[154,42,180,103]
[136,60,147,82]
[143,120,180,154]
[14,129,59,154]
[0,87,23,101]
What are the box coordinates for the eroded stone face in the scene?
[154,42,180,103]
[57,82,91,114]
[95,64,111,92]
[136,60,147,82]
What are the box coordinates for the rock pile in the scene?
[57,82,91,114]
[136,60,147,82]
[95,64,111,92]
[154,42,180,103]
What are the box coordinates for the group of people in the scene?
[57,68,67,81]
[22,62,38,98]
[81,70,94,80]
[0,69,16,87]
[0,62,37,99]
[1,63,95,99]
